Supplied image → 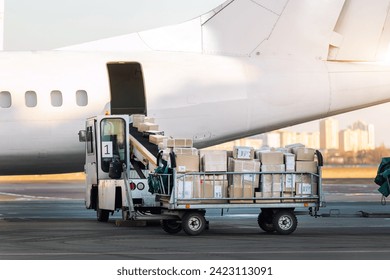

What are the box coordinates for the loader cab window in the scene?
[100,118,126,173]
[86,126,94,154]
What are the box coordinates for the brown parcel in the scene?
[233,146,255,160]
[295,161,318,173]
[260,164,285,191]
[256,151,284,165]
[228,185,254,203]
[174,148,199,155]
[201,150,228,172]
[167,138,193,148]
[296,183,318,196]
[256,190,281,203]
[175,154,200,173]
[201,175,228,203]
[149,134,168,145]
[231,159,261,188]
[176,175,201,203]
[138,122,159,133]
[284,153,295,171]
[292,147,316,161]
[132,114,145,128]
[295,174,318,196]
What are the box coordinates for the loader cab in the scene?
[83,115,130,210]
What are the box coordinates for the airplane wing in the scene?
[59,0,390,62]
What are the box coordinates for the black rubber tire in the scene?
[272,210,297,235]
[161,220,182,234]
[257,211,275,233]
[182,212,206,236]
[96,199,110,222]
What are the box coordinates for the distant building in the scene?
[320,118,339,150]
[261,132,281,148]
[367,124,375,150]
[339,128,358,152]
[279,131,297,147]
[264,130,320,148]
[339,121,375,152]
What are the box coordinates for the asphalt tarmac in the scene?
[0,178,390,260]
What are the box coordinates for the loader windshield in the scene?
[100,118,126,172]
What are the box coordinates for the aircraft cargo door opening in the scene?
[107,62,147,115]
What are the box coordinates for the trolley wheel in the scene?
[272,210,297,235]
[257,211,275,233]
[182,212,206,236]
[161,219,182,234]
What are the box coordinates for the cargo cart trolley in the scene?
[80,114,324,236]
[148,167,323,236]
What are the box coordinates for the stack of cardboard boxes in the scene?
[228,146,259,203]
[200,150,228,203]
[293,147,318,197]
[132,114,167,145]
[166,139,200,201]
[132,114,319,203]
[256,151,285,202]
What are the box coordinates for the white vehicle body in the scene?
[1,0,390,175]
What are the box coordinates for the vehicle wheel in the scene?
[96,199,110,222]
[257,211,275,233]
[161,219,182,234]
[272,210,297,235]
[182,212,206,236]
[97,209,110,222]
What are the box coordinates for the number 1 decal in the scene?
[102,141,113,158]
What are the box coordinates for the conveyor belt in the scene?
[129,124,159,165]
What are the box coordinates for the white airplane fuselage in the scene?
[1,50,390,175]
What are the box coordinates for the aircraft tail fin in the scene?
[60,0,390,62]
[200,0,390,61]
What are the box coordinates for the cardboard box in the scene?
[292,147,316,161]
[201,175,228,203]
[284,153,295,171]
[296,183,318,196]
[231,159,260,188]
[295,161,317,173]
[295,173,318,196]
[257,151,284,165]
[228,185,254,203]
[261,164,285,191]
[132,114,145,128]
[149,134,168,145]
[255,191,281,203]
[201,150,227,172]
[167,138,193,148]
[144,117,155,123]
[261,182,283,193]
[175,154,199,173]
[284,174,296,191]
[138,122,159,132]
[285,143,305,153]
[176,175,201,201]
[174,148,198,155]
[233,146,255,160]
[295,174,318,184]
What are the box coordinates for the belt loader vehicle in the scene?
[80,114,324,235]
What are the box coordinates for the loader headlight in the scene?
[137,182,145,191]
[129,182,136,190]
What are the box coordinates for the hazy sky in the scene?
[3,0,390,147]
